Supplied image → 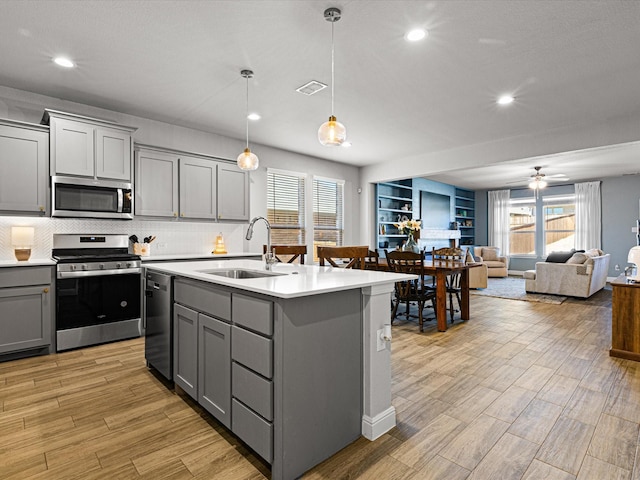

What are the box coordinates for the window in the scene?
[543,195,575,255]
[313,176,344,254]
[508,193,576,257]
[509,198,536,255]
[267,169,306,245]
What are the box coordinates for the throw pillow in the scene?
[585,248,603,257]
[481,248,499,261]
[465,250,475,264]
[566,252,588,264]
[546,250,575,263]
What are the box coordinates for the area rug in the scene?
[470,276,567,304]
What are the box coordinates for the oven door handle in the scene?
[57,268,141,279]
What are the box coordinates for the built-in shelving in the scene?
[376,180,413,251]
[455,188,475,246]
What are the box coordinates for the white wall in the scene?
[0,86,362,259]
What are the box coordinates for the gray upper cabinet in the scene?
[179,156,217,220]
[135,144,249,222]
[134,147,179,218]
[0,119,49,215]
[43,109,137,181]
[218,163,250,221]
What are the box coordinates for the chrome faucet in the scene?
[246,216,278,270]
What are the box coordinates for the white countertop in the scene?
[0,258,56,268]
[145,259,413,299]
[141,252,262,262]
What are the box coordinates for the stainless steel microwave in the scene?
[51,176,133,219]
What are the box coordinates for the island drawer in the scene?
[232,326,272,379]
[174,278,230,321]
[232,361,273,421]
[232,293,273,336]
[232,398,273,464]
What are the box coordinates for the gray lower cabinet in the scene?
[173,278,232,428]
[173,303,198,398]
[165,275,362,480]
[0,266,53,356]
[198,313,231,428]
[0,119,49,215]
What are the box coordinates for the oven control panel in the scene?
[57,260,141,277]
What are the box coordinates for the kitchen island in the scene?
[144,259,411,480]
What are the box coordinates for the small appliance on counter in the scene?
[53,234,142,351]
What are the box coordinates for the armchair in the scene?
[473,247,508,277]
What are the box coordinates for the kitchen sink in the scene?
[197,268,286,279]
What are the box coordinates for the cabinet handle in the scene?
[180,213,184,217]
[218,214,223,219]
[39,206,45,212]
[43,288,49,294]
[173,212,178,217]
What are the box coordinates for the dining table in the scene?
[371,257,480,332]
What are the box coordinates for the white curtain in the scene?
[488,189,510,255]
[575,181,601,250]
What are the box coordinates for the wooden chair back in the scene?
[317,246,369,269]
[262,245,307,264]
[365,249,380,270]
[432,247,464,261]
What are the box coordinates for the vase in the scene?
[403,232,420,253]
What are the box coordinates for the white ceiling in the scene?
[1,0,640,189]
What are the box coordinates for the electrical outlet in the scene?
[377,328,385,351]
[615,264,620,271]
[156,242,167,250]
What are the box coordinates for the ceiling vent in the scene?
[296,80,327,96]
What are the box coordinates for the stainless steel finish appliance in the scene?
[144,271,173,380]
[52,176,133,219]
[53,234,141,351]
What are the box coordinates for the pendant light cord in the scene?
[331,19,335,116]
[245,76,249,149]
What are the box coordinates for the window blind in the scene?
[313,177,344,248]
[267,169,306,245]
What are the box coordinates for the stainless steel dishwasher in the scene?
[144,271,173,380]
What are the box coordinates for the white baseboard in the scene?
[362,406,396,441]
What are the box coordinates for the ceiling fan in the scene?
[507,166,569,188]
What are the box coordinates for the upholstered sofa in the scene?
[473,247,509,277]
[524,250,610,298]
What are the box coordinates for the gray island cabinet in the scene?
[145,259,409,480]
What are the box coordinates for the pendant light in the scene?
[318,7,347,147]
[237,69,259,171]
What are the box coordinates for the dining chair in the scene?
[386,250,436,332]
[364,249,380,270]
[263,245,307,264]
[317,246,369,269]
[432,246,465,322]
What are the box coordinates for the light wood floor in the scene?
[1,289,638,479]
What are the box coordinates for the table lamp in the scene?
[11,226,35,261]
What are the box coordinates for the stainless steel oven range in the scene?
[53,234,142,352]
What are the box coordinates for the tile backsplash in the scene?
[0,216,246,260]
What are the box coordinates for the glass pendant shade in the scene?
[237,69,259,171]
[529,179,547,189]
[318,115,346,146]
[237,147,259,171]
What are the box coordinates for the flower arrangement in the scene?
[394,218,421,236]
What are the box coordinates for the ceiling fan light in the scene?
[318,115,346,146]
[236,148,259,171]
[537,179,547,188]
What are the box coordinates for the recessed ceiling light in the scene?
[405,29,427,42]
[53,56,75,68]
[497,95,515,105]
[247,113,261,121]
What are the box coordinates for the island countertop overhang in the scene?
[143,259,414,299]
